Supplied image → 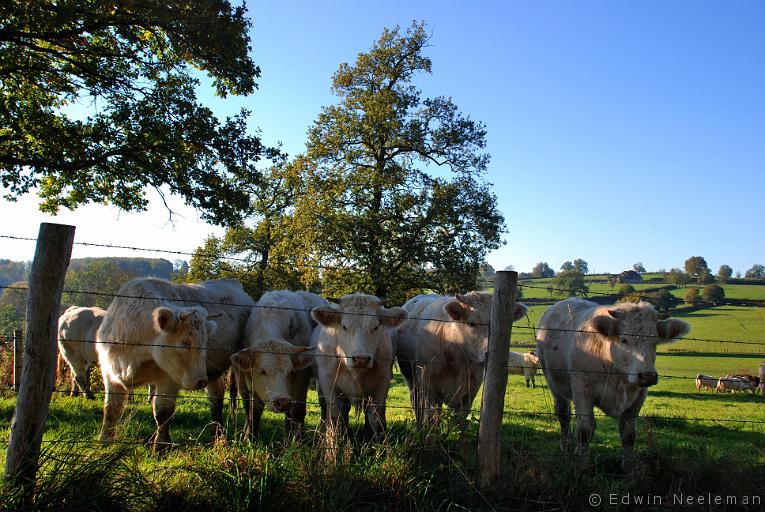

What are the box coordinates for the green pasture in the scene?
[1,301,764,510]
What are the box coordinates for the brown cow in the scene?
[537,298,689,469]
[97,278,254,452]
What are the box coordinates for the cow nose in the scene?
[638,372,658,387]
[273,397,291,412]
[350,355,371,368]
[196,377,209,390]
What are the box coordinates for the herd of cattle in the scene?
[54,277,710,468]
[695,373,761,393]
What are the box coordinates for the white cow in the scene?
[507,350,541,388]
[536,298,690,469]
[695,374,717,392]
[97,278,254,452]
[396,292,528,428]
[58,306,106,399]
[311,294,408,444]
[716,375,754,393]
[231,290,327,439]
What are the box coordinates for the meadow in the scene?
[1,300,764,511]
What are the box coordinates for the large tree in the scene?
[745,264,765,279]
[531,262,555,278]
[1,1,268,224]
[684,256,709,278]
[285,22,504,301]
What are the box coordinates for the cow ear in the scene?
[656,319,690,344]
[511,302,528,321]
[455,294,468,304]
[206,320,218,337]
[231,349,258,370]
[312,305,342,326]
[379,307,408,328]
[592,315,618,337]
[153,307,178,333]
[290,347,315,371]
[445,300,468,322]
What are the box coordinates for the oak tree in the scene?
[1,1,267,224]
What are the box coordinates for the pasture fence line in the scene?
[8,231,762,312]
[3,282,765,347]
[47,334,765,380]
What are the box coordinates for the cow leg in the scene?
[152,380,180,454]
[552,394,572,449]
[206,376,226,441]
[242,387,265,441]
[573,397,595,456]
[365,384,390,442]
[286,368,310,437]
[147,384,156,403]
[619,391,647,471]
[99,378,128,442]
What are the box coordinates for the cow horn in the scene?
[456,294,468,304]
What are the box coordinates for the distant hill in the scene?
[0,257,175,286]
[67,257,174,280]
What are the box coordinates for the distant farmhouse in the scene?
[616,270,643,284]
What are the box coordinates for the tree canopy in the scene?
[1,1,270,225]
[745,264,765,279]
[279,22,504,301]
[684,256,709,277]
[531,262,555,279]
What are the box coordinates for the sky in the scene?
[1,0,763,276]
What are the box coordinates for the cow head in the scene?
[151,305,217,390]
[312,294,408,370]
[591,302,690,387]
[444,292,528,364]
[230,340,314,412]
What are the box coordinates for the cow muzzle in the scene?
[637,372,658,387]
[349,355,373,369]
[272,397,291,412]
[195,377,209,390]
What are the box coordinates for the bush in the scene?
[617,284,635,296]
[684,288,701,305]
[702,284,725,304]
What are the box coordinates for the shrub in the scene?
[617,284,635,297]
[684,288,701,305]
[702,284,725,304]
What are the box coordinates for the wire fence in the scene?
[2,231,764,462]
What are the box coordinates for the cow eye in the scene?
[182,339,192,347]
[342,325,347,331]
[372,323,379,332]
[259,369,267,376]
[467,321,477,328]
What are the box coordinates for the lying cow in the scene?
[716,375,754,393]
[396,292,528,429]
[58,306,106,399]
[231,290,327,439]
[97,278,254,452]
[311,294,408,445]
[536,298,690,469]
[507,350,541,388]
[695,374,717,392]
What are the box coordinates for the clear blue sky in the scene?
[2,1,763,276]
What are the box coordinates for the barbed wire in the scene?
[5,282,765,347]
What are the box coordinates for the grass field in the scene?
[1,300,764,511]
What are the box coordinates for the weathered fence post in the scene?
[478,270,518,488]
[759,361,764,397]
[13,329,23,391]
[5,223,75,496]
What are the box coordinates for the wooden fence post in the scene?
[478,270,518,488]
[13,329,23,391]
[4,223,75,494]
[759,361,764,398]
